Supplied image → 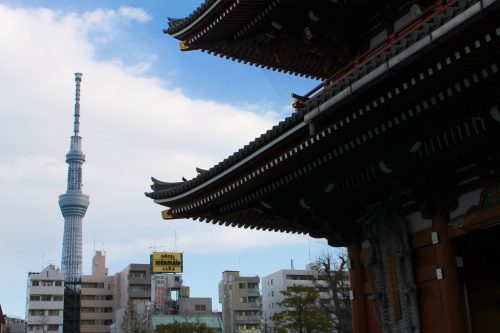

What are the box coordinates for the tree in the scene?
[312,250,352,333]
[155,321,215,333]
[122,301,148,333]
[271,285,332,333]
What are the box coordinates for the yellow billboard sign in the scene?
[150,252,183,273]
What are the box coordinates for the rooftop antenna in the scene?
[291,259,294,270]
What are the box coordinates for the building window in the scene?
[271,291,274,297]
[239,297,247,303]
[31,281,39,286]
[247,282,258,289]
[239,283,247,289]
[131,285,150,292]
[248,297,258,303]
[95,307,113,313]
[30,295,40,301]
[48,309,60,316]
[41,295,51,301]
[270,279,273,285]
[195,304,206,312]
[53,295,63,301]
[129,271,146,279]
[30,310,44,316]
[81,307,95,313]
[55,281,62,287]
[81,320,95,326]
[47,325,59,331]
[81,282,105,288]
[42,281,53,287]
[286,274,313,281]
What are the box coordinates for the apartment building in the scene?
[116,263,151,309]
[178,297,212,315]
[80,251,116,333]
[26,265,65,333]
[219,271,261,333]
[261,264,335,332]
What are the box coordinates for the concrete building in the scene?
[178,297,212,316]
[261,264,334,333]
[151,272,212,316]
[26,265,65,333]
[151,273,184,314]
[116,263,151,309]
[80,251,117,333]
[1,316,26,333]
[219,271,261,333]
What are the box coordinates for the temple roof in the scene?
[164,0,439,80]
[150,0,489,200]
[148,0,500,245]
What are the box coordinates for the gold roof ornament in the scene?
[179,40,190,50]
[161,209,173,220]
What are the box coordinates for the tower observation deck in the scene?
[59,73,89,282]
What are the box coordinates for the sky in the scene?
[0,1,339,318]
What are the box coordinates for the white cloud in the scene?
[0,3,325,317]
[118,6,152,23]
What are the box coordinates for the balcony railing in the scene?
[246,288,259,294]
[235,315,261,322]
[247,302,260,309]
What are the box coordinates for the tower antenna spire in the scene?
[73,72,82,136]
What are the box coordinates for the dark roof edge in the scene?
[153,120,307,204]
[147,0,492,201]
[165,0,221,37]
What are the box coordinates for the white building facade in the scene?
[26,265,65,333]
[261,265,332,333]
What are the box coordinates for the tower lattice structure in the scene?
[59,73,90,282]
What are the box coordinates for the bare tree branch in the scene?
[311,249,353,333]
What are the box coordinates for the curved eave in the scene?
[149,2,500,229]
[167,0,272,41]
[147,117,308,205]
[149,0,498,204]
[165,0,220,37]
[196,46,326,80]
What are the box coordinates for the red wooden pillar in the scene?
[348,244,368,333]
[432,212,467,333]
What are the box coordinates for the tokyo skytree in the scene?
[59,73,90,282]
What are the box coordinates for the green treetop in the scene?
[271,285,333,333]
